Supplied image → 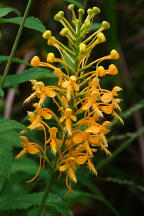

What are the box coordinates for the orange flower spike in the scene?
[101,86,122,103]
[62,76,79,101]
[60,108,77,135]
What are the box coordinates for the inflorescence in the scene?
[16,4,123,192]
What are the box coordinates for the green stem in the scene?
[0,0,33,88]
[38,161,56,216]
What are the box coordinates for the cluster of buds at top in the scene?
[17,4,123,191]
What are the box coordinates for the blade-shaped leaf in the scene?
[0,7,20,17]
[0,119,26,133]
[0,192,71,215]
[2,67,56,88]
[0,16,46,32]
[0,142,12,177]
[0,55,29,65]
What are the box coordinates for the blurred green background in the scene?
[0,0,144,215]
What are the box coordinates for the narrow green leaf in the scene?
[0,55,29,65]
[0,88,4,97]
[0,192,70,214]
[0,119,26,133]
[2,67,56,88]
[0,16,46,32]
[0,7,21,18]
[64,0,84,9]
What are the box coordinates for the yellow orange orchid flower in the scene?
[46,127,61,154]
[24,80,61,107]
[60,108,77,135]
[62,76,79,101]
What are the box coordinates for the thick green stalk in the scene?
[0,0,33,88]
[38,161,56,216]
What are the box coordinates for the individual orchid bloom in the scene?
[28,106,52,131]
[73,130,97,156]
[46,127,61,154]
[60,108,77,135]
[82,90,103,118]
[58,149,96,191]
[100,99,123,124]
[27,106,52,146]
[24,80,61,107]
[101,86,122,103]
[62,76,79,100]
[16,136,41,159]
[16,136,44,182]
[85,121,112,155]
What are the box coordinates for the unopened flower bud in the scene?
[70,76,77,81]
[97,66,106,77]
[54,11,64,21]
[68,4,74,11]
[60,28,69,36]
[79,43,87,52]
[110,50,120,59]
[87,8,93,16]
[42,30,52,39]
[102,21,110,29]
[107,64,118,75]
[97,32,106,42]
[78,8,85,15]
[92,7,100,14]
[31,56,40,66]
[47,53,55,63]
[48,36,56,46]
[58,11,64,18]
